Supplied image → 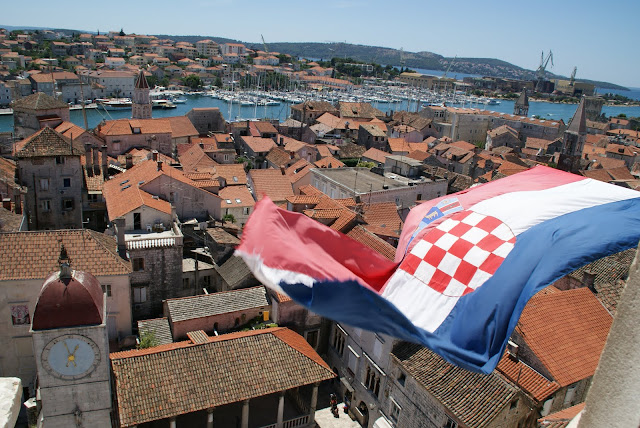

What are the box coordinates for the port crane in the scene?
[535,50,554,91]
[570,66,577,86]
[261,34,268,53]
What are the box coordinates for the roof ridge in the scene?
[85,229,131,273]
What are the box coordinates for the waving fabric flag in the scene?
[236,166,640,373]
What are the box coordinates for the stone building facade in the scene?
[12,92,70,139]
[14,127,84,230]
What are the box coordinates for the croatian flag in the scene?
[236,166,640,373]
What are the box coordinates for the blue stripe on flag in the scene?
[280,198,640,373]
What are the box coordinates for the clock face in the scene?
[41,334,101,380]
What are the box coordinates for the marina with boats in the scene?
[1,84,639,132]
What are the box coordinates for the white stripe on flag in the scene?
[469,179,639,236]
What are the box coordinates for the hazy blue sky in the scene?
[3,0,638,87]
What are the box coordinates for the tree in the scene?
[119,28,126,36]
[214,76,223,87]
[137,331,158,349]
[181,75,203,90]
[223,214,236,224]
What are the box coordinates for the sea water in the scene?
[1,92,640,134]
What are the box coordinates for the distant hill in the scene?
[0,25,628,90]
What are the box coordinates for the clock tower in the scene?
[30,247,112,427]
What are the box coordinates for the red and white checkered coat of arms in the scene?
[399,210,516,297]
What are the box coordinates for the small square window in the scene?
[183,278,190,289]
[41,200,51,212]
[63,178,71,188]
[62,198,74,211]
[101,284,112,297]
[40,178,49,191]
[55,156,65,164]
[133,286,147,303]
[132,258,145,271]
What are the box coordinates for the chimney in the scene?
[157,160,162,171]
[85,142,92,170]
[101,145,108,179]
[125,153,133,169]
[113,217,126,257]
[92,145,100,172]
[2,198,10,211]
[583,270,597,293]
[152,150,159,161]
[280,166,285,175]
[13,188,22,215]
[279,136,284,145]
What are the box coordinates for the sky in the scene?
[2,0,639,87]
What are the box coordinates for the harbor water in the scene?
[1,92,639,134]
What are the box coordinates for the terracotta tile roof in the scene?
[566,249,636,315]
[408,150,430,162]
[205,227,240,246]
[0,229,131,280]
[338,142,367,159]
[591,156,626,170]
[392,342,519,428]
[285,159,312,183]
[11,92,68,110]
[537,402,585,428]
[606,166,634,181]
[0,207,23,232]
[299,184,323,196]
[517,287,613,387]
[166,286,269,322]
[314,156,345,168]
[487,124,518,139]
[346,225,396,261]
[98,118,172,137]
[388,138,412,153]
[103,159,204,219]
[178,142,218,172]
[496,354,560,402]
[266,146,293,168]
[450,140,477,151]
[362,147,389,164]
[167,116,198,139]
[579,168,614,182]
[362,202,403,236]
[249,168,294,202]
[290,100,338,114]
[242,136,276,154]
[315,145,335,158]
[137,318,173,345]
[286,195,321,205]
[338,102,384,119]
[54,121,87,140]
[14,127,84,158]
[605,143,638,157]
[253,121,278,134]
[218,185,255,208]
[110,327,335,427]
[283,137,310,153]
[215,164,248,186]
[329,210,357,232]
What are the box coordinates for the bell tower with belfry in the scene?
[513,89,529,117]
[132,69,152,120]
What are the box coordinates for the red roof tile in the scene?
[249,168,294,202]
[517,287,612,387]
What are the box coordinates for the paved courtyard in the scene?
[314,403,361,428]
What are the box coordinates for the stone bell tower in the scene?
[132,69,152,120]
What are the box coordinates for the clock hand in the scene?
[63,341,72,355]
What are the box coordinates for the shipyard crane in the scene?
[570,66,577,86]
[536,50,554,80]
[442,55,457,79]
[261,34,268,54]
[534,50,554,92]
